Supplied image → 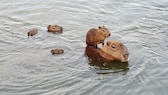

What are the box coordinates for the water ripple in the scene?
[1,0,168,95]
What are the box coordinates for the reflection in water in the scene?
[85,46,129,74]
[89,60,129,75]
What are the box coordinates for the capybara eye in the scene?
[112,45,116,48]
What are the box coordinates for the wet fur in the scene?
[101,40,129,62]
[27,28,38,36]
[47,25,63,33]
[51,49,64,55]
[86,26,110,48]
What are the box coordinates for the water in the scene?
[0,0,168,95]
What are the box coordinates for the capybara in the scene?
[27,28,38,36]
[86,25,110,48]
[51,49,64,55]
[85,46,129,68]
[101,40,129,62]
[47,25,63,33]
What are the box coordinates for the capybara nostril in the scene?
[123,54,129,61]
[109,34,111,37]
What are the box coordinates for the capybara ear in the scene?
[106,41,111,46]
[47,25,51,29]
[47,25,51,32]
[60,27,63,32]
[98,26,101,29]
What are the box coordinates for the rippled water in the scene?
[0,0,168,95]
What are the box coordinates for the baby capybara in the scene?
[51,49,64,55]
[86,25,110,48]
[27,28,38,36]
[47,25,63,33]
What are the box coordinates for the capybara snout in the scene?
[108,34,111,37]
[120,44,129,61]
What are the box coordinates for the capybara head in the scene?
[51,49,64,55]
[98,25,111,37]
[101,40,129,62]
[27,28,38,36]
[47,25,63,33]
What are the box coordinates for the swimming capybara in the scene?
[86,25,110,48]
[47,25,63,33]
[85,40,129,63]
[101,40,129,62]
[51,49,64,55]
[85,46,129,68]
[27,28,38,36]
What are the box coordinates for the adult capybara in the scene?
[85,40,129,63]
[27,28,38,36]
[51,49,64,55]
[86,25,110,48]
[101,40,129,62]
[47,25,63,33]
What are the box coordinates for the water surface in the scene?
[0,0,168,95]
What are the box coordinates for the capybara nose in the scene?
[123,54,129,61]
[109,34,111,37]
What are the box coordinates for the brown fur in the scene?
[101,40,129,62]
[86,25,111,48]
[47,25,63,33]
[51,49,64,55]
[27,28,38,36]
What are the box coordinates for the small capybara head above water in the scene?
[86,25,111,48]
[27,28,38,36]
[98,25,111,38]
[47,25,63,33]
[101,40,129,62]
[51,49,64,55]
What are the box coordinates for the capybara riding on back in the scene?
[86,25,110,48]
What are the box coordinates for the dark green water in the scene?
[0,0,168,95]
